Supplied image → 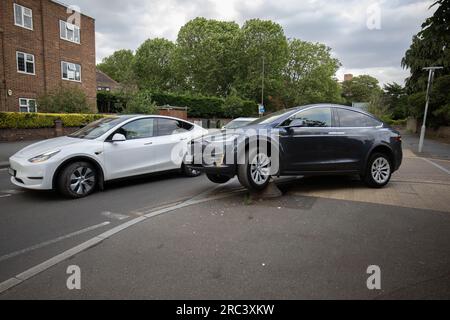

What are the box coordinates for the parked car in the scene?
[187,104,403,191]
[9,115,207,198]
[222,117,258,129]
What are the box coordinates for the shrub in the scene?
[38,87,93,113]
[0,112,106,129]
[121,90,158,114]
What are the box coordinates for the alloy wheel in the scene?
[69,166,96,195]
[250,153,270,185]
[371,157,390,184]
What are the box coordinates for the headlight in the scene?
[28,150,61,163]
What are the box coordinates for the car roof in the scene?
[232,117,258,121]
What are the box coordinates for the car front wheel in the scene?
[57,161,97,198]
[237,149,271,191]
[363,153,392,188]
[206,174,231,184]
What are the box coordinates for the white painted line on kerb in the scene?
[0,221,111,263]
[0,189,244,294]
[421,157,450,175]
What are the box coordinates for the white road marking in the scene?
[100,211,129,220]
[0,189,245,294]
[0,194,11,198]
[421,157,450,175]
[0,221,111,263]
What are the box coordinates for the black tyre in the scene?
[181,163,202,177]
[206,173,231,184]
[57,161,97,198]
[237,148,271,191]
[363,152,392,188]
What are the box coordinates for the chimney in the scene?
[344,74,353,81]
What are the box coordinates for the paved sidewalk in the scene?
[0,141,38,168]
[401,132,450,160]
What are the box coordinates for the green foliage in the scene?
[342,75,383,105]
[0,112,105,129]
[383,82,409,120]
[37,87,93,113]
[234,19,289,109]
[97,49,135,83]
[174,18,240,96]
[121,91,158,115]
[134,38,176,91]
[401,0,449,92]
[283,39,343,106]
[97,91,128,113]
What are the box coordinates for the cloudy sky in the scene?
[67,0,436,86]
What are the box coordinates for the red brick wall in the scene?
[159,109,188,120]
[0,0,96,112]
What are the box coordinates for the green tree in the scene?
[122,91,158,115]
[401,0,450,92]
[342,75,382,105]
[97,49,135,84]
[134,38,176,91]
[383,82,408,119]
[234,19,289,110]
[38,86,93,113]
[174,18,240,96]
[283,39,343,106]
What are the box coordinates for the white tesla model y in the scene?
[8,115,207,198]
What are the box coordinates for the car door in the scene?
[332,108,381,171]
[103,117,158,179]
[279,106,338,173]
[153,118,193,171]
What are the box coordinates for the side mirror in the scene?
[111,133,126,142]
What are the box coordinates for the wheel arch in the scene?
[363,144,394,174]
[52,156,105,190]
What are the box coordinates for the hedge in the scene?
[0,112,106,129]
[97,90,259,118]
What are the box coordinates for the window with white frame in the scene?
[19,98,37,113]
[16,52,35,74]
[14,4,33,30]
[61,61,81,81]
[60,20,80,44]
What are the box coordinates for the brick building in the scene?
[0,0,96,112]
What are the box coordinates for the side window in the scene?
[284,107,332,127]
[117,118,155,140]
[157,119,192,136]
[337,109,381,127]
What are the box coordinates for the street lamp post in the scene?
[418,66,443,153]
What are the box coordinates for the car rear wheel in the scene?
[57,161,97,198]
[237,148,271,191]
[363,153,392,188]
[206,174,231,184]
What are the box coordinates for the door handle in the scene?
[180,137,188,141]
[328,132,345,135]
[144,142,153,145]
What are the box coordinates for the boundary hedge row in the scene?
[0,112,106,129]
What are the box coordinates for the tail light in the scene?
[395,135,402,142]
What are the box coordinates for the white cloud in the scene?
[68,0,437,85]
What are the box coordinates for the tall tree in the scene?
[342,75,382,104]
[234,19,289,109]
[174,18,240,96]
[401,0,450,92]
[97,49,135,83]
[283,39,342,106]
[383,82,408,119]
[134,38,176,91]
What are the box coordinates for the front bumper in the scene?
[185,140,237,178]
[9,156,56,190]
